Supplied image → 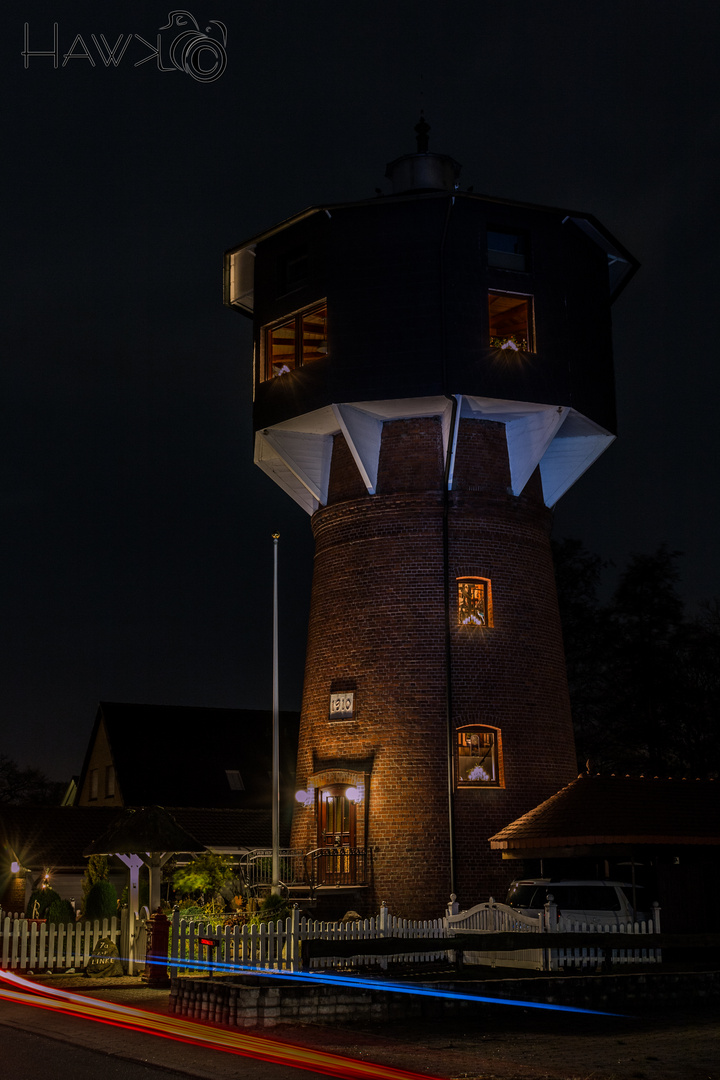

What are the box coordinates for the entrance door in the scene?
[317,785,357,884]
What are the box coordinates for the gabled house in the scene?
[1,703,300,913]
[75,701,299,812]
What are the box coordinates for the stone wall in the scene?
[170,970,720,1028]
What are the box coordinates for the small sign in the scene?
[85,936,123,978]
[329,691,354,719]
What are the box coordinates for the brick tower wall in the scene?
[291,416,577,919]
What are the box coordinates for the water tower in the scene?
[224,121,637,917]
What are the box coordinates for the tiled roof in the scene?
[170,808,274,849]
[490,775,720,851]
[84,805,206,855]
[0,806,122,869]
[1,805,278,871]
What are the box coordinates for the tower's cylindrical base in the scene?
[292,416,577,919]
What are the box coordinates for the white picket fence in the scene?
[445,899,546,970]
[446,898,662,971]
[551,913,662,970]
[0,909,122,972]
[170,903,447,975]
[2,898,663,977]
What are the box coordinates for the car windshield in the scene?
[505,883,547,908]
[506,882,627,911]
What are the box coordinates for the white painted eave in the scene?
[254,396,614,513]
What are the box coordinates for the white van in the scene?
[505,878,646,925]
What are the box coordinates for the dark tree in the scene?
[553,542,720,778]
[0,754,66,804]
[551,538,611,771]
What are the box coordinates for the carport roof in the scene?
[490,775,720,854]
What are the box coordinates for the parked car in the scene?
[505,878,647,925]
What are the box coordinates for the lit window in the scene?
[456,727,500,786]
[264,303,327,380]
[487,230,528,272]
[458,577,492,627]
[488,292,533,352]
[89,768,98,800]
[105,765,115,798]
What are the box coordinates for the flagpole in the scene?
[271,533,280,896]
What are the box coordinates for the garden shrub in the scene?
[84,879,118,921]
[248,892,291,926]
[26,888,62,919]
[46,898,76,925]
[81,855,109,916]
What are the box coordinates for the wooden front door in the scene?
[317,785,357,884]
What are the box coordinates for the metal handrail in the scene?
[305,846,369,889]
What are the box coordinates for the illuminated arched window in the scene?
[456,726,502,787]
[457,577,493,627]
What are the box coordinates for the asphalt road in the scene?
[2,1024,207,1080]
[0,998,357,1080]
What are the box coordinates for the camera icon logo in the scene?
[159,10,227,83]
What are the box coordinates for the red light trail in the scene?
[0,968,443,1080]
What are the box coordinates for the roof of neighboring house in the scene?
[0,806,121,870]
[76,702,299,810]
[169,808,274,850]
[84,805,206,856]
[490,775,720,853]
[1,805,279,874]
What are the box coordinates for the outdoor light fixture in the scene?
[295,788,314,807]
[10,861,19,874]
[345,787,361,804]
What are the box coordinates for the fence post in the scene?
[378,901,389,970]
[651,901,661,934]
[544,896,558,932]
[120,907,130,973]
[446,893,459,917]
[2,915,10,968]
[544,895,558,972]
[289,905,301,972]
[170,906,180,977]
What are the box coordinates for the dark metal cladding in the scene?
[248,190,628,435]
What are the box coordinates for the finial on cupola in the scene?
[385,115,461,194]
[415,113,430,153]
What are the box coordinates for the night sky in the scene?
[2,2,719,781]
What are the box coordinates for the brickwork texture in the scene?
[291,416,577,919]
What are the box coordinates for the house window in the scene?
[456,727,501,786]
[488,292,534,352]
[487,230,528,272]
[280,247,310,293]
[225,769,244,791]
[264,302,327,380]
[458,577,492,627]
[89,768,98,800]
[105,765,115,798]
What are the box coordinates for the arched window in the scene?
[457,577,493,627]
[456,726,502,787]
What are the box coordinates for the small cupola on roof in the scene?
[385,115,461,194]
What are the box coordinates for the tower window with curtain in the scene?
[264,302,327,379]
[458,577,493,627]
[488,292,534,352]
[456,727,501,786]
